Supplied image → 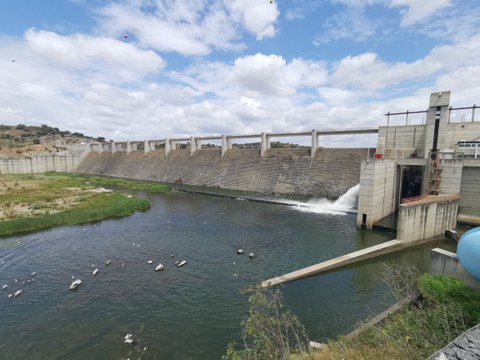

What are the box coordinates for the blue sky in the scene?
[1,0,479,146]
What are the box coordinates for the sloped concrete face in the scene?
[397,199,458,242]
[76,147,369,198]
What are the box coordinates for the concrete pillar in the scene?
[110,142,115,154]
[261,132,268,157]
[165,139,171,157]
[190,137,198,156]
[144,140,151,155]
[126,141,132,154]
[221,135,228,156]
[424,91,451,159]
[311,130,318,158]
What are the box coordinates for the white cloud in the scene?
[24,28,165,81]
[0,0,479,147]
[225,0,279,40]
[414,8,480,43]
[316,0,453,44]
[318,87,361,106]
[314,6,387,44]
[330,51,443,90]
[389,0,451,27]
[96,0,279,55]
[231,53,327,97]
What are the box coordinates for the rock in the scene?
[426,324,480,360]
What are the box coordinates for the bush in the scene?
[418,274,480,326]
[224,287,309,360]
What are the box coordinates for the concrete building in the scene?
[357,91,480,241]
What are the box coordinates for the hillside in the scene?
[0,124,104,157]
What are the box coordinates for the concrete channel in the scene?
[260,237,443,287]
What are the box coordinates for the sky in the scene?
[0,0,479,147]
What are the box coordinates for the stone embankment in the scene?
[76,147,371,198]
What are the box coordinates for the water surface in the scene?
[0,189,450,359]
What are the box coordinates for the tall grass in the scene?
[0,172,166,236]
[47,172,170,193]
[0,193,149,236]
[310,272,480,360]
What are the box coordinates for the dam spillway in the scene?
[76,147,373,198]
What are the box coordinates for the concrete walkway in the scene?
[261,240,403,287]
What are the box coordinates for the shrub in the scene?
[224,287,309,360]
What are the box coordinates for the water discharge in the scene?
[284,184,359,215]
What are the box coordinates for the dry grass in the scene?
[0,174,104,220]
[0,173,158,236]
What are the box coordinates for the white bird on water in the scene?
[92,268,99,276]
[69,279,82,290]
[177,260,187,267]
[155,264,165,271]
[124,333,134,344]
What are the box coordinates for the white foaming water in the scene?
[284,184,359,215]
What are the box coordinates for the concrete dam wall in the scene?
[76,147,371,198]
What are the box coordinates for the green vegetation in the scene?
[0,172,169,236]
[310,272,480,360]
[226,263,480,360]
[224,286,310,360]
[70,174,170,193]
[0,193,149,236]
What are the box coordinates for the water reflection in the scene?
[0,190,451,359]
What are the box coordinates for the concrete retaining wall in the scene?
[0,155,81,174]
[378,125,426,158]
[429,248,480,289]
[438,159,463,194]
[76,147,371,198]
[397,198,458,242]
[357,159,398,228]
[459,166,480,220]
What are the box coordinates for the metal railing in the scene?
[385,104,479,125]
[448,105,479,123]
[385,110,427,126]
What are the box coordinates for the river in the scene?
[0,187,453,359]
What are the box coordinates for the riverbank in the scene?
[0,172,169,236]
[308,273,480,360]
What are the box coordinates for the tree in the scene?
[224,287,309,360]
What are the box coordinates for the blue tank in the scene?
[457,227,480,280]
